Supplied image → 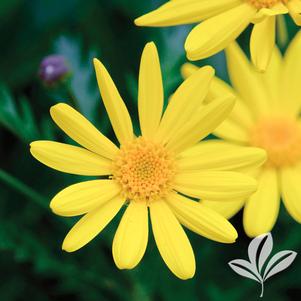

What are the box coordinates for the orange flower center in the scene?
[250,117,301,167]
[113,137,175,202]
[247,0,287,9]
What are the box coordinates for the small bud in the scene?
[38,55,69,85]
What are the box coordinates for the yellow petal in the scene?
[157,66,214,145]
[250,16,276,72]
[185,3,256,60]
[166,192,238,243]
[225,42,270,117]
[50,180,121,217]
[243,168,280,237]
[201,199,245,219]
[134,0,241,27]
[280,165,301,223]
[177,140,266,172]
[150,200,195,280]
[181,64,236,100]
[138,42,164,138]
[257,47,282,106]
[214,118,251,143]
[181,63,199,79]
[173,171,257,201]
[30,141,112,176]
[113,201,148,269]
[207,76,254,142]
[255,3,288,18]
[280,30,301,116]
[207,76,254,131]
[180,65,253,142]
[93,59,133,144]
[288,0,301,25]
[62,195,125,252]
[50,103,118,160]
[166,95,235,153]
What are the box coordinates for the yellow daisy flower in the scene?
[182,31,301,237]
[135,0,301,71]
[30,42,263,280]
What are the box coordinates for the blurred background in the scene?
[0,1,300,300]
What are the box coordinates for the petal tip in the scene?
[62,240,77,253]
[134,16,147,26]
[177,269,196,280]
[50,103,69,117]
[93,57,101,67]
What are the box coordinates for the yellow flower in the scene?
[30,42,263,280]
[182,31,301,238]
[135,0,301,71]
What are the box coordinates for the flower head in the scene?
[135,0,301,71]
[30,42,264,279]
[39,55,69,85]
[181,31,301,237]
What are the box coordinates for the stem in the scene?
[0,168,48,209]
[260,281,264,298]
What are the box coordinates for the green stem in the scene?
[0,168,48,209]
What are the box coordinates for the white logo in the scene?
[228,233,297,298]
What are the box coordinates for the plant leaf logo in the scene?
[228,233,297,298]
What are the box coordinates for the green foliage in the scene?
[0,85,40,142]
[0,1,300,300]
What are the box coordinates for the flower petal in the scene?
[30,141,112,176]
[257,47,282,105]
[281,30,301,116]
[185,3,256,60]
[50,180,121,217]
[165,94,235,153]
[62,195,125,252]
[150,200,195,280]
[173,171,257,201]
[243,168,280,237]
[181,64,254,142]
[250,16,276,72]
[50,103,118,160]
[225,42,270,117]
[93,59,133,144]
[113,201,148,269]
[181,62,199,79]
[201,199,245,219]
[157,66,214,145]
[177,140,266,172]
[138,42,164,138]
[288,0,301,25]
[280,165,301,223]
[166,193,238,243]
[134,0,240,27]
[255,3,288,18]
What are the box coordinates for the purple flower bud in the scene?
[39,55,69,85]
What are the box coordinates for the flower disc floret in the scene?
[113,137,175,202]
[250,117,301,167]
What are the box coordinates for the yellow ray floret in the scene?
[135,0,301,71]
[30,42,266,280]
[180,31,301,237]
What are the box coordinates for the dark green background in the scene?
[0,1,300,300]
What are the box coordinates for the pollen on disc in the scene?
[250,117,301,167]
[112,137,176,203]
